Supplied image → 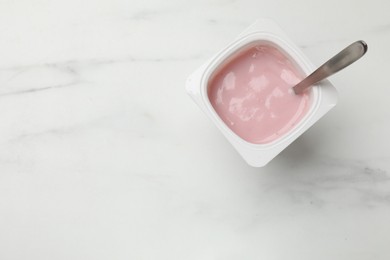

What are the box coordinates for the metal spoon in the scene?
[293,40,368,94]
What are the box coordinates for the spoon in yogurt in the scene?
[293,40,367,94]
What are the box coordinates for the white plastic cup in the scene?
[186,19,338,167]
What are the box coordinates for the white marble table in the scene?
[1,0,389,259]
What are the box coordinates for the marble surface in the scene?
[0,0,389,259]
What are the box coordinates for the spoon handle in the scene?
[293,40,368,94]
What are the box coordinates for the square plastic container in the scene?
[186,19,338,167]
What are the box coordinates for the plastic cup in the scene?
[186,19,338,167]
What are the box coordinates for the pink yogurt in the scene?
[208,44,310,144]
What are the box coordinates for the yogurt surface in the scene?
[208,44,310,144]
